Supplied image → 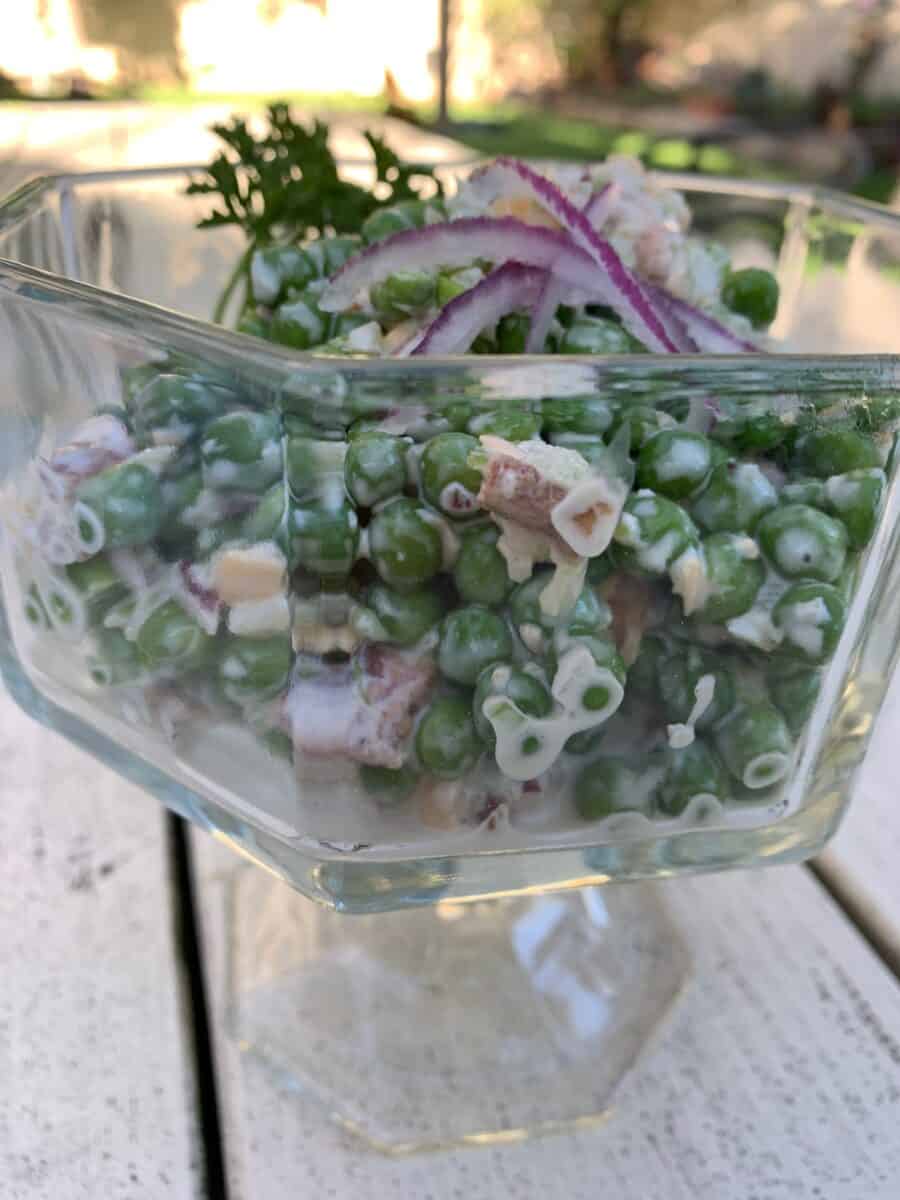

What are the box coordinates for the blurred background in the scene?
[0,0,898,202]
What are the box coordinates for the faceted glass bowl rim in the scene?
[1,161,900,384]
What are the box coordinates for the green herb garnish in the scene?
[188,102,442,323]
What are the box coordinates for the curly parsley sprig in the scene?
[188,102,442,322]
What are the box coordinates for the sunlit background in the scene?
[0,1,898,204]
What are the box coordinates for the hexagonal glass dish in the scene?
[1,163,900,918]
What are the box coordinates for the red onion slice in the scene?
[321,217,615,315]
[643,283,759,353]
[464,158,680,353]
[525,183,617,353]
[413,263,546,356]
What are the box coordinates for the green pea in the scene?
[76,462,163,549]
[710,398,788,454]
[131,374,235,446]
[438,605,513,686]
[473,664,553,746]
[218,635,292,703]
[692,533,765,622]
[796,429,881,478]
[574,759,647,821]
[608,405,676,452]
[541,396,616,437]
[371,270,436,323]
[343,432,407,507]
[657,643,735,729]
[658,739,731,817]
[692,460,778,533]
[286,436,346,501]
[453,523,513,606]
[559,316,642,354]
[824,469,885,550]
[637,430,713,500]
[564,727,608,756]
[552,633,626,710]
[467,408,542,442]
[194,517,245,560]
[435,267,482,306]
[782,478,826,507]
[361,200,432,244]
[322,235,361,275]
[416,696,482,779]
[613,490,699,574]
[496,313,531,354]
[237,310,271,340]
[756,504,847,582]
[86,627,142,687]
[772,581,846,665]
[269,286,328,350]
[367,583,444,646]
[201,409,282,492]
[158,470,204,547]
[136,600,214,672]
[359,762,420,806]
[23,584,50,631]
[65,556,125,624]
[420,432,481,519]
[250,244,315,305]
[626,631,670,697]
[291,500,359,575]
[721,267,779,328]
[239,481,291,552]
[509,571,611,644]
[715,701,793,790]
[769,666,821,736]
[368,498,443,591]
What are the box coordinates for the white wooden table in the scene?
[2,103,900,1199]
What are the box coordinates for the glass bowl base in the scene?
[225,866,692,1153]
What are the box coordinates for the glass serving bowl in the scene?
[2,165,900,917]
[3,163,900,1151]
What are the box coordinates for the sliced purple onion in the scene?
[525,183,616,353]
[413,263,546,356]
[524,278,563,353]
[320,217,609,315]
[463,158,680,353]
[583,181,618,227]
[640,283,699,353]
[643,283,759,353]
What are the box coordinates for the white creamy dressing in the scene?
[640,529,681,573]
[725,607,784,652]
[653,437,709,483]
[484,643,624,781]
[779,595,830,659]
[550,472,629,558]
[419,508,460,569]
[669,546,713,614]
[774,527,823,576]
[438,481,479,515]
[250,253,281,304]
[538,551,588,618]
[666,673,716,749]
[825,468,884,509]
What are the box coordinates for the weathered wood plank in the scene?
[192,828,900,1200]
[0,689,202,1199]
[818,667,900,972]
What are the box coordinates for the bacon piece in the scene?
[599,571,660,666]
[49,415,135,490]
[477,437,568,535]
[477,435,626,559]
[284,644,435,769]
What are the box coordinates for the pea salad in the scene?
[13,153,895,849]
